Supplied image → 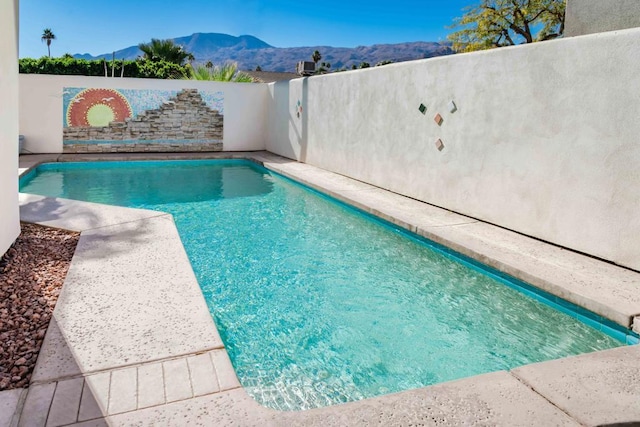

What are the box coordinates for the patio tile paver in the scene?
[0,388,26,427]
[46,377,83,427]
[211,350,241,392]
[136,363,165,410]
[19,382,56,427]
[108,368,137,415]
[162,359,193,403]
[187,353,220,397]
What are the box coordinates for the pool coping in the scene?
[8,151,640,426]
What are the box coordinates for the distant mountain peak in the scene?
[173,33,273,51]
[73,32,452,73]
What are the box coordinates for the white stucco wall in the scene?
[19,74,269,153]
[566,0,640,36]
[0,0,21,256]
[267,28,640,271]
[267,79,307,161]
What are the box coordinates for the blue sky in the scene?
[19,0,472,58]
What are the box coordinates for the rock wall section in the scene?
[63,89,223,153]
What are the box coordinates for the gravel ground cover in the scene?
[0,223,79,390]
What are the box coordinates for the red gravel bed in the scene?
[0,222,79,390]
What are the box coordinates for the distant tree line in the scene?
[19,57,190,79]
[22,36,255,82]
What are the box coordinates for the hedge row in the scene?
[19,57,189,79]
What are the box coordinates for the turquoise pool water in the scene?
[20,160,628,410]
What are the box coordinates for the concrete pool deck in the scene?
[3,151,639,426]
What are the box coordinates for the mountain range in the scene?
[74,33,454,73]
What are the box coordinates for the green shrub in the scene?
[19,57,189,79]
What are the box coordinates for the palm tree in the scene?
[311,50,321,66]
[188,62,254,82]
[41,28,56,57]
[138,39,191,65]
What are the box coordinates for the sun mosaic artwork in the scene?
[65,88,133,127]
[62,87,225,153]
[62,87,225,128]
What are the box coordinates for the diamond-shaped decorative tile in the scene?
[435,138,444,151]
[448,100,457,113]
[418,103,427,114]
[434,113,443,126]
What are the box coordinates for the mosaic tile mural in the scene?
[62,87,224,153]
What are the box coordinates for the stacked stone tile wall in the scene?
[63,89,223,153]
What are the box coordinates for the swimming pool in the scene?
[20,160,630,410]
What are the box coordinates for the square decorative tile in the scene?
[434,113,443,126]
[418,103,427,114]
[435,139,444,151]
[448,100,457,113]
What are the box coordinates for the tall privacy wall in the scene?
[19,74,269,153]
[266,28,640,271]
[0,0,20,256]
